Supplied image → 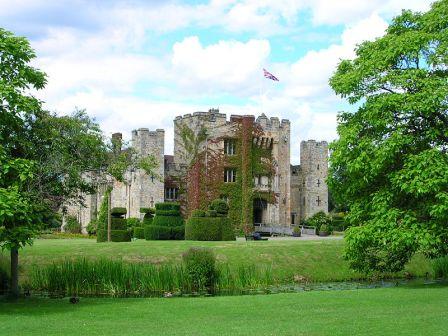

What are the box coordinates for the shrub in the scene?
[144,225,172,240]
[155,202,180,212]
[191,209,206,217]
[205,210,217,217]
[209,199,229,216]
[97,229,107,242]
[86,220,97,236]
[293,225,301,237]
[65,216,81,234]
[433,256,448,279]
[185,217,235,241]
[126,217,141,229]
[306,211,333,234]
[110,207,127,217]
[133,227,145,239]
[182,247,217,290]
[110,217,127,230]
[152,216,184,228]
[140,207,155,215]
[155,209,181,217]
[143,217,153,226]
[172,226,185,240]
[110,230,131,242]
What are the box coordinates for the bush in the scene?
[209,199,229,216]
[65,216,81,234]
[144,225,172,240]
[182,247,217,290]
[433,256,448,279]
[143,217,153,226]
[110,230,131,242]
[86,220,97,236]
[205,210,217,217]
[155,202,180,212]
[111,207,127,217]
[185,217,235,241]
[152,215,184,228]
[191,209,206,217]
[293,225,302,237]
[306,211,333,234]
[126,217,141,229]
[97,229,107,242]
[133,227,145,239]
[111,217,127,230]
[155,209,181,217]
[140,207,155,215]
[0,255,9,295]
[172,226,185,240]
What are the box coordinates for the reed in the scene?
[30,258,275,297]
[433,256,448,279]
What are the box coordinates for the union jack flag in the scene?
[263,68,279,81]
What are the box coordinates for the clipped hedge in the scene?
[155,202,180,212]
[152,215,184,228]
[185,217,234,241]
[144,225,172,240]
[133,227,145,239]
[205,210,217,218]
[209,199,229,216]
[140,207,156,215]
[155,209,182,217]
[111,217,127,230]
[172,225,185,240]
[110,229,131,242]
[97,229,107,242]
[191,209,206,217]
[111,207,127,217]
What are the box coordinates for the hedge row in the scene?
[155,202,180,212]
[97,229,132,242]
[144,225,184,240]
[133,227,145,239]
[185,217,234,241]
[152,216,184,228]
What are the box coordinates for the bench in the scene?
[245,232,268,241]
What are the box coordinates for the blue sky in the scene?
[0,0,434,163]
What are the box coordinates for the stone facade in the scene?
[290,140,329,223]
[67,110,328,233]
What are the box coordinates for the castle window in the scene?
[165,187,179,200]
[224,139,236,155]
[224,168,236,183]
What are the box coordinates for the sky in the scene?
[1,0,434,163]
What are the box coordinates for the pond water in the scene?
[23,278,447,299]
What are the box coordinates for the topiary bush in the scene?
[185,217,234,241]
[209,199,229,216]
[96,229,107,242]
[205,210,217,217]
[86,220,97,236]
[110,207,127,217]
[182,247,217,291]
[191,209,206,217]
[133,227,145,239]
[145,202,184,240]
[126,217,141,229]
[110,229,131,242]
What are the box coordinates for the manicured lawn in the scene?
[7,238,432,283]
[1,286,447,335]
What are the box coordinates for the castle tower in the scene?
[299,140,328,220]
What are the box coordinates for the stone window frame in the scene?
[224,168,236,183]
[224,138,236,155]
[165,187,179,200]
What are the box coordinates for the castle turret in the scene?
[299,140,328,220]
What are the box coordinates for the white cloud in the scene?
[172,36,270,93]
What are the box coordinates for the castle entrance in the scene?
[253,198,267,226]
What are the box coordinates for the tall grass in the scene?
[433,256,448,279]
[30,258,275,297]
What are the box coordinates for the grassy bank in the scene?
[5,238,432,284]
[1,286,448,335]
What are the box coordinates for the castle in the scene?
[67,109,328,233]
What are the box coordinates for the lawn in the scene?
[7,238,432,283]
[1,286,447,335]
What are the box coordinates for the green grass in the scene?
[2,238,433,284]
[1,286,448,335]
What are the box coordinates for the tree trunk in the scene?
[10,247,19,298]
[107,191,111,242]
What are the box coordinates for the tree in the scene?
[0,29,158,297]
[328,1,448,273]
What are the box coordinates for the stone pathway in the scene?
[236,234,343,241]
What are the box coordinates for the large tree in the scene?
[0,29,155,297]
[329,1,448,273]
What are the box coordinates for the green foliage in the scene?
[152,216,184,228]
[110,207,127,217]
[155,202,181,212]
[433,256,448,279]
[111,217,127,230]
[143,217,153,226]
[209,199,229,216]
[155,209,181,217]
[191,209,206,217]
[126,218,141,229]
[97,229,107,243]
[205,210,218,217]
[64,216,81,234]
[133,227,145,239]
[329,1,448,272]
[140,208,155,215]
[304,211,333,234]
[293,226,302,236]
[171,226,185,240]
[185,217,235,241]
[110,230,131,242]
[86,220,97,236]
[144,225,172,240]
[182,247,217,291]
[0,254,9,294]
